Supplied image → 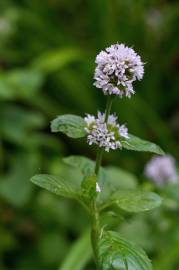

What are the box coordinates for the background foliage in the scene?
[0,0,179,269]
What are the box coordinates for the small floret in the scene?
[84,112,129,152]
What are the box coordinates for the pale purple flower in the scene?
[84,112,129,152]
[94,44,144,98]
[144,155,178,186]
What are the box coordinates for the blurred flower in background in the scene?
[144,155,178,186]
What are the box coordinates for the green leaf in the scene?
[51,115,86,138]
[60,229,92,270]
[98,231,152,270]
[97,166,137,205]
[63,155,95,176]
[63,155,106,185]
[101,190,162,213]
[122,134,164,155]
[31,174,91,212]
[30,174,78,199]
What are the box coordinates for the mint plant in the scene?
[31,44,164,269]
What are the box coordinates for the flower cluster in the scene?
[144,155,178,186]
[94,44,144,97]
[84,112,129,152]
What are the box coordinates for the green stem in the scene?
[94,148,103,175]
[91,200,100,267]
[94,95,113,175]
[91,95,114,268]
[104,95,113,122]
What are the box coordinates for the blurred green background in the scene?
[0,0,179,269]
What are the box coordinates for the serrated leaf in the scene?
[101,190,162,213]
[31,174,78,199]
[122,134,164,155]
[98,231,152,270]
[51,115,86,138]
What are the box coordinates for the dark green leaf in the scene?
[31,174,92,212]
[101,190,162,213]
[51,115,86,138]
[98,231,152,270]
[122,134,164,155]
[31,174,78,199]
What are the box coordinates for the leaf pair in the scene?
[63,156,162,213]
[31,156,162,215]
[51,114,164,155]
[30,156,161,270]
[31,156,99,212]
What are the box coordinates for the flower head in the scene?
[144,155,178,186]
[94,44,144,98]
[84,112,129,152]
